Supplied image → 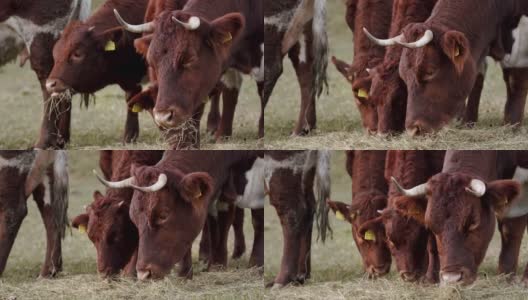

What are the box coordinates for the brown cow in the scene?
[332,0,393,134]
[115,0,263,148]
[47,0,149,143]
[265,151,331,288]
[327,151,391,278]
[366,0,528,134]
[0,151,69,277]
[71,150,163,278]
[97,151,262,280]
[0,0,90,148]
[391,151,528,285]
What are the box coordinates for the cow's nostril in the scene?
[137,270,151,281]
[154,110,175,127]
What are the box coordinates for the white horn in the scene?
[114,9,154,33]
[465,179,486,197]
[172,16,200,30]
[93,170,136,189]
[133,174,168,193]
[363,27,404,46]
[391,177,428,197]
[396,30,434,49]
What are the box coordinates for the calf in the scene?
[115,0,263,148]
[332,0,393,134]
[327,151,391,278]
[0,151,68,277]
[72,150,163,278]
[391,151,528,285]
[0,0,91,148]
[264,151,331,288]
[264,0,328,136]
[47,0,149,143]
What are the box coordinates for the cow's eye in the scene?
[157,211,170,224]
[421,68,438,81]
[71,50,84,61]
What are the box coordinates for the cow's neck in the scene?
[388,151,442,198]
[352,151,387,199]
[442,151,498,181]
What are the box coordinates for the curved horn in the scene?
[363,27,404,46]
[114,9,154,33]
[465,179,486,197]
[132,174,168,193]
[172,16,201,30]
[391,177,428,197]
[396,30,434,49]
[93,170,136,189]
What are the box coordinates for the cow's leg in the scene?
[32,34,71,149]
[463,62,486,125]
[503,68,528,126]
[232,207,246,259]
[207,89,221,135]
[523,220,528,286]
[123,85,142,143]
[33,184,62,277]
[424,234,439,284]
[177,248,193,279]
[249,208,264,268]
[215,70,242,141]
[198,224,210,263]
[0,194,28,276]
[288,25,316,136]
[296,170,315,282]
[122,247,138,277]
[267,170,305,287]
[497,216,527,276]
[210,203,236,268]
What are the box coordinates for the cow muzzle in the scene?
[153,107,187,129]
[440,271,462,285]
[46,78,68,96]
[366,264,390,278]
[399,271,419,282]
[137,269,151,281]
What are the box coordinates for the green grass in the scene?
[264,1,528,150]
[0,0,262,150]
[0,151,262,300]
[264,151,528,300]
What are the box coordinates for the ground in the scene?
[264,1,528,150]
[264,151,528,300]
[0,151,262,300]
[0,0,262,150]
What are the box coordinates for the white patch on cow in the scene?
[0,151,36,173]
[221,68,243,90]
[42,173,52,206]
[502,16,528,68]
[264,8,296,32]
[52,150,68,206]
[235,158,267,209]
[251,43,265,82]
[298,33,307,63]
[505,166,528,218]
[4,0,86,54]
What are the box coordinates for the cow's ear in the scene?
[72,213,89,234]
[484,180,520,216]
[93,190,104,201]
[331,56,354,83]
[358,216,384,242]
[98,27,124,52]
[326,199,355,223]
[179,172,214,205]
[127,85,157,112]
[440,30,470,75]
[134,34,152,57]
[393,195,427,224]
[209,13,245,51]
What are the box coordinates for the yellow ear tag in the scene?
[131,103,143,113]
[335,211,345,221]
[357,88,369,99]
[454,46,460,57]
[105,40,116,52]
[78,225,87,234]
[222,32,233,44]
[364,230,376,241]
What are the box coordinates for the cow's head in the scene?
[116,10,244,129]
[327,193,391,277]
[332,56,378,134]
[47,22,125,95]
[104,164,214,280]
[72,190,138,277]
[391,174,520,285]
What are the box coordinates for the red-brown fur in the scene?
[327,151,391,277]
[332,0,393,133]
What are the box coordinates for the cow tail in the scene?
[314,150,331,242]
[312,0,328,98]
[51,151,69,238]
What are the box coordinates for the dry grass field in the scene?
[264,1,528,150]
[0,0,262,150]
[0,151,262,300]
[264,152,528,300]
